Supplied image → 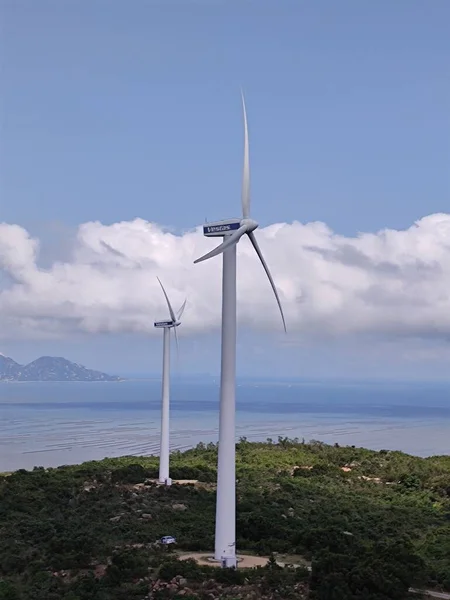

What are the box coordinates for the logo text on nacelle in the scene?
[203,222,241,235]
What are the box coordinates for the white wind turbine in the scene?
[194,93,286,567]
[154,277,186,486]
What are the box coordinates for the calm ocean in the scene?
[0,378,449,471]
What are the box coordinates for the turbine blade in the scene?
[247,231,287,332]
[194,224,247,264]
[173,326,180,362]
[156,277,176,322]
[171,327,182,386]
[241,90,250,219]
[177,299,187,320]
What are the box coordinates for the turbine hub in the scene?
[240,218,258,233]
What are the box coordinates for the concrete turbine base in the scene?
[158,477,172,486]
[178,553,271,569]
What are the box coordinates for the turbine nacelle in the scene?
[203,218,242,237]
[154,320,181,329]
[155,277,187,352]
[202,217,259,239]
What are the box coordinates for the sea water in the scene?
[0,378,449,471]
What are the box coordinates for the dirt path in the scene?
[178,551,312,570]
[178,552,270,568]
[410,589,450,599]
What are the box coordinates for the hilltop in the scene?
[0,439,449,599]
[0,354,121,382]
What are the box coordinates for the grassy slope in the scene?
[0,440,448,599]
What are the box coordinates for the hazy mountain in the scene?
[0,354,22,381]
[0,354,121,382]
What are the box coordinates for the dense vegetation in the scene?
[0,439,449,599]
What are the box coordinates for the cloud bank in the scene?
[1,214,450,340]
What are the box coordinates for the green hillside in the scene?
[0,439,449,599]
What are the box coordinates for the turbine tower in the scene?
[154,278,186,486]
[194,94,286,567]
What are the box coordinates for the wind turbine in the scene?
[154,277,186,486]
[194,93,286,567]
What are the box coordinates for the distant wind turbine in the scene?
[194,93,286,566]
[154,278,186,486]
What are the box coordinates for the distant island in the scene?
[0,353,122,382]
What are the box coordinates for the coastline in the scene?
[1,379,449,471]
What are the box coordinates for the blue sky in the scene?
[1,0,450,378]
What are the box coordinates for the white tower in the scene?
[154,278,186,486]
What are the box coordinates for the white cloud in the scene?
[1,213,450,340]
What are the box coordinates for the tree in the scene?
[0,580,20,600]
